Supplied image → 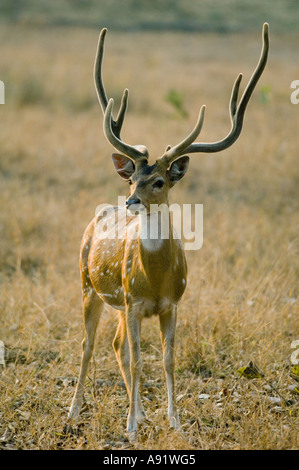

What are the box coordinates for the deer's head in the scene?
[111,152,190,212]
[94,25,269,213]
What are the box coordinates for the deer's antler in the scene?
[95,28,149,162]
[159,23,269,167]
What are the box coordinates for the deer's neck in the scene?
[134,206,186,299]
[138,205,173,257]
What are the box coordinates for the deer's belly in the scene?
[128,297,176,318]
[93,287,176,317]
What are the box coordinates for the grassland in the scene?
[0,21,298,450]
[1,0,299,33]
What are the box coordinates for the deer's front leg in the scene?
[113,311,145,423]
[69,290,103,419]
[159,305,180,429]
[125,306,142,438]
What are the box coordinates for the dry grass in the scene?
[0,24,298,450]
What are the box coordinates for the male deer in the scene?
[68,24,269,441]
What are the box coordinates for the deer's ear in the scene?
[167,156,190,185]
[112,154,135,180]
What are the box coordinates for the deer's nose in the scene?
[126,196,141,207]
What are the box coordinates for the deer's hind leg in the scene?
[69,286,104,419]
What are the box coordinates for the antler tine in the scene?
[94,28,129,139]
[103,99,149,162]
[231,23,269,124]
[160,105,206,166]
[183,22,269,155]
[229,73,243,123]
[94,28,108,112]
[160,23,269,163]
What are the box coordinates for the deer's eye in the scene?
[153,179,164,189]
[128,179,133,185]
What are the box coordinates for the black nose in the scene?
[126,196,140,207]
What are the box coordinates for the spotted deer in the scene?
[68,24,269,440]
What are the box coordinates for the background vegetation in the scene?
[0,0,298,450]
[1,0,299,33]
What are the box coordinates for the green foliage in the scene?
[165,89,188,118]
[236,361,264,379]
[290,365,299,383]
[260,85,272,104]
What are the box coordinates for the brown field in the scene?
[0,23,298,450]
